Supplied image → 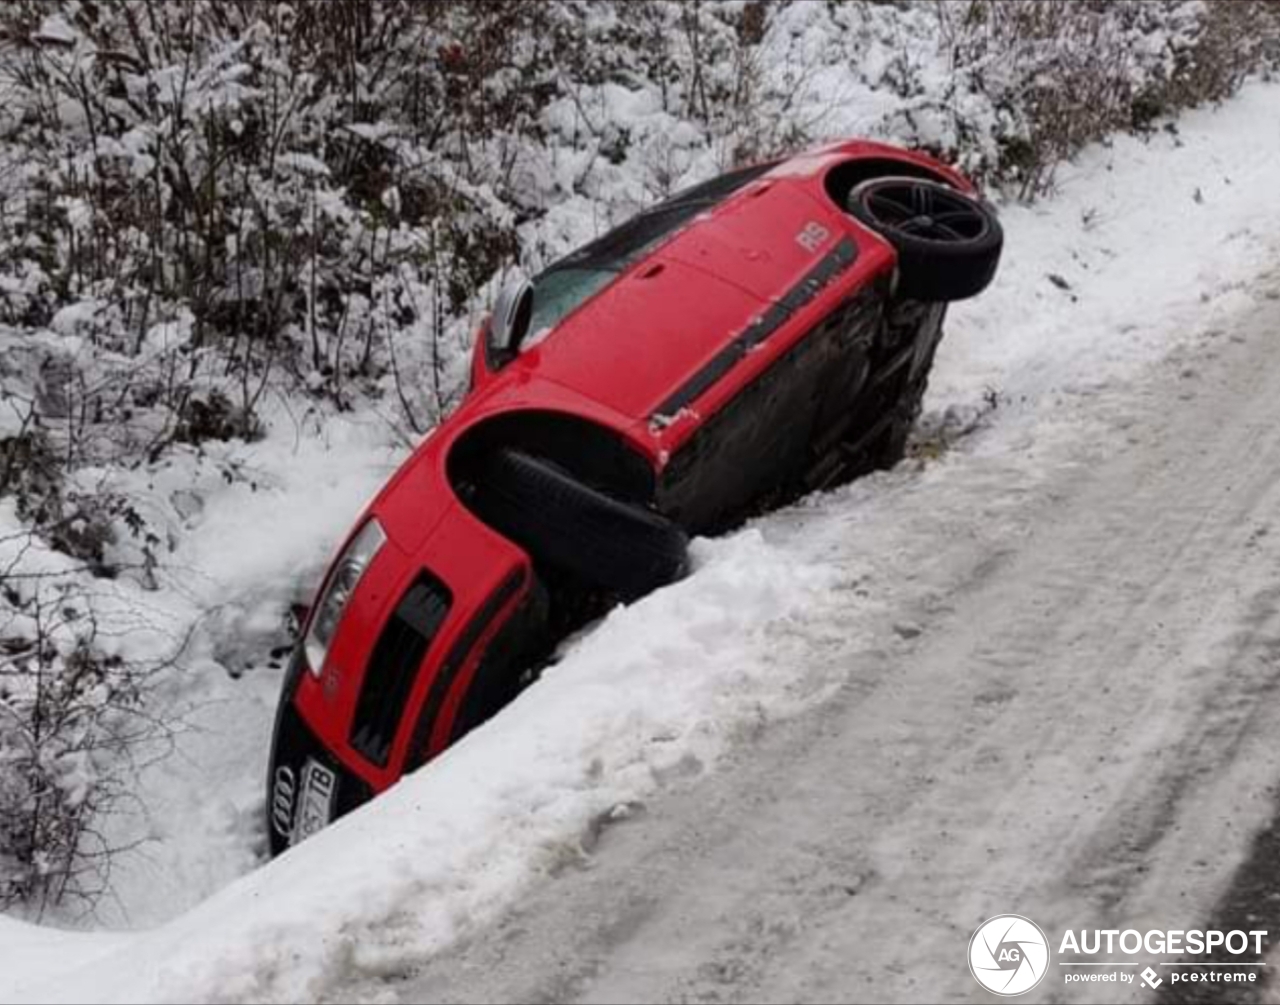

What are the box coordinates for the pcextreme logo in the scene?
[969,915,1050,996]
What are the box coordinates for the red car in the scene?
[267,140,1002,854]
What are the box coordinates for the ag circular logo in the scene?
[969,915,1050,996]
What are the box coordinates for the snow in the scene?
[279,152,331,178]
[0,401,403,930]
[34,14,76,46]
[395,293,1280,1001]
[49,300,105,338]
[141,310,194,355]
[3,69,1280,1005]
[88,409,403,920]
[4,531,839,1004]
[345,122,398,145]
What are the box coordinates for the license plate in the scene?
[291,760,336,845]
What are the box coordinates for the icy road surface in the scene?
[387,287,1280,1005]
[4,83,1280,1005]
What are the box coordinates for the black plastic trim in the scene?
[267,685,375,857]
[405,568,528,770]
[652,237,858,419]
[350,575,452,767]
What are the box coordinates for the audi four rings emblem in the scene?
[271,766,296,837]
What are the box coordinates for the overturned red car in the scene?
[267,139,1002,854]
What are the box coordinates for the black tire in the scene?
[471,448,689,601]
[847,177,1002,302]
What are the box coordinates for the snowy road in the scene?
[382,289,1280,1005]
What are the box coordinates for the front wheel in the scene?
[847,177,1002,302]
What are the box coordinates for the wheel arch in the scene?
[821,150,974,216]
[446,408,659,509]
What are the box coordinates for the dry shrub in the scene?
[0,582,167,914]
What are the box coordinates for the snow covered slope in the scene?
[3,80,1280,1005]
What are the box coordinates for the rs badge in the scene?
[796,220,830,252]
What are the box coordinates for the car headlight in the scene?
[304,519,386,676]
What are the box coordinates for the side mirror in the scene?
[488,272,534,364]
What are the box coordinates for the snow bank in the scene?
[3,531,837,1002]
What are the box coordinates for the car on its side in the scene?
[267,139,1002,854]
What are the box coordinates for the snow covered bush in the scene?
[0,1,541,426]
[0,0,1277,911]
[765,0,1280,198]
[0,578,165,913]
[1,1,1274,426]
[921,0,1280,195]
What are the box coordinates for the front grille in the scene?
[349,575,451,766]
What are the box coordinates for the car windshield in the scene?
[526,160,777,341]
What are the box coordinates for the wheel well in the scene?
[447,410,656,506]
[447,410,659,645]
[823,157,955,213]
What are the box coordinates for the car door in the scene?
[656,287,881,535]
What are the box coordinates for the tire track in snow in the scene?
[372,290,1280,1005]
[1154,586,1280,1005]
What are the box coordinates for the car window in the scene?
[526,161,778,342]
[526,267,616,337]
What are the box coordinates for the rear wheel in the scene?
[847,177,1002,302]
[468,448,689,602]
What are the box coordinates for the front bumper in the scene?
[266,649,374,857]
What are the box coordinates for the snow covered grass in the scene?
[1,74,1279,1005]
